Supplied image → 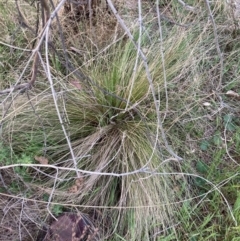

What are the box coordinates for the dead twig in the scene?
[204,0,223,90]
[15,0,35,33]
[0,83,30,95]
[177,0,197,12]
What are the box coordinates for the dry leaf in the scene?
[203,102,211,107]
[34,156,48,165]
[68,177,84,193]
[226,90,240,99]
[142,47,149,54]
[68,185,78,193]
[174,174,184,181]
[70,46,84,55]
[173,185,180,192]
[75,177,84,188]
[70,80,82,90]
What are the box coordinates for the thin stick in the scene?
[43,0,81,177]
[204,0,223,89]
[125,0,142,110]
[156,0,168,122]
[47,170,58,221]
[0,163,148,176]
[0,163,236,225]
[177,0,196,12]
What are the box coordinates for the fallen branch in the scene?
[0,83,30,95]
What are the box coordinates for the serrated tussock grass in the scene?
[1,30,196,240]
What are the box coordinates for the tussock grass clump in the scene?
[1,31,194,240]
